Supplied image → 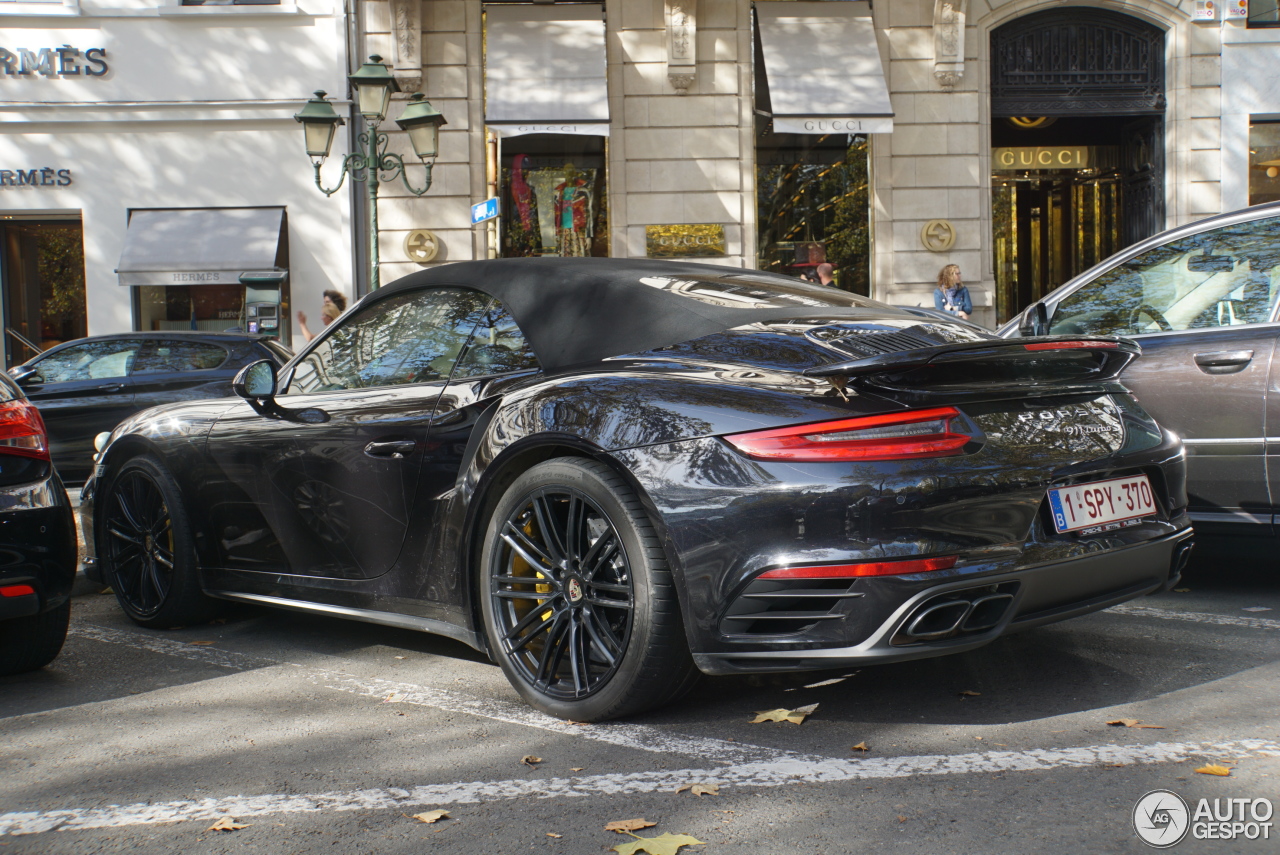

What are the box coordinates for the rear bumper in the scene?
[693,527,1193,675]
[0,474,76,621]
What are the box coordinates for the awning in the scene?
[484,4,609,138]
[116,207,287,287]
[756,1,894,135]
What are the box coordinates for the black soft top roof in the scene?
[377,258,897,373]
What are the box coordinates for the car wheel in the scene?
[0,600,70,676]
[99,456,221,628]
[480,458,697,721]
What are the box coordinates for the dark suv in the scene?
[8,332,292,483]
[0,372,75,677]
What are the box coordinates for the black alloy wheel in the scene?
[480,458,697,722]
[100,456,220,628]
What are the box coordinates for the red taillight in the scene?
[758,556,958,580]
[0,400,49,461]
[0,584,37,597]
[1023,340,1119,351]
[723,407,968,462]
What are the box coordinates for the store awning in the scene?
[756,1,894,135]
[116,207,287,287]
[484,4,610,138]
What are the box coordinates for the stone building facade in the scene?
[356,0,1280,330]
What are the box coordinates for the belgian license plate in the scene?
[1048,475,1157,534]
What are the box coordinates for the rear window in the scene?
[637,274,878,310]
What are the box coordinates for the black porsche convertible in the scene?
[81,259,1193,721]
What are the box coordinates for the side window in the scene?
[453,303,540,379]
[1050,215,1280,336]
[288,288,495,394]
[132,341,228,374]
[31,340,143,383]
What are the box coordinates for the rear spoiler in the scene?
[802,336,1140,384]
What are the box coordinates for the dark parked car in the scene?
[82,259,1192,721]
[8,332,293,483]
[0,372,76,677]
[1001,200,1280,538]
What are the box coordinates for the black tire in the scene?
[479,458,697,721]
[98,455,221,629]
[0,600,70,676]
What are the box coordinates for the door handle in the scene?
[95,383,125,392]
[364,439,417,459]
[1193,350,1254,374]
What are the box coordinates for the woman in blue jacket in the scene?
[933,264,972,320]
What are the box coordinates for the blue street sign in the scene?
[471,198,499,224]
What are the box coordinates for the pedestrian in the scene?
[933,263,972,320]
[815,263,835,287]
[297,289,347,342]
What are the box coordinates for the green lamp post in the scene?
[295,56,447,290]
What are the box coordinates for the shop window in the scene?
[1248,0,1280,26]
[755,129,870,294]
[1250,121,1280,205]
[499,135,608,258]
[135,284,259,335]
[0,220,86,368]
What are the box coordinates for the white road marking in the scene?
[4,739,1278,836]
[65,624,803,765]
[1108,605,1280,631]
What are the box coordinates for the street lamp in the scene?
[295,56,447,290]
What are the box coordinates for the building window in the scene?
[1248,0,1280,26]
[499,135,609,258]
[1,220,86,367]
[755,129,870,294]
[1250,121,1280,205]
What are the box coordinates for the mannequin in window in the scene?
[555,163,593,257]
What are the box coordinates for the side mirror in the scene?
[1029,302,1050,336]
[232,360,277,400]
[8,365,40,386]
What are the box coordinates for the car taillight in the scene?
[722,407,968,462]
[0,584,37,597]
[758,556,958,579]
[0,400,50,461]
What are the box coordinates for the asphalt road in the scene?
[2,545,1278,854]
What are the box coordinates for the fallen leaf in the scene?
[751,703,817,724]
[1196,764,1232,777]
[521,755,542,766]
[1106,718,1165,729]
[897,815,908,823]
[1242,606,1272,613]
[382,693,407,704]
[407,810,450,824]
[1173,587,1191,593]
[850,742,870,752]
[571,767,585,772]
[611,832,705,855]
[606,819,658,833]
[189,641,216,646]
[675,783,719,797]
[973,736,983,740]
[546,832,562,838]
[959,690,981,697]
[207,817,247,832]
[394,655,405,659]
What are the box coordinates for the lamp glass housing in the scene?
[302,121,338,159]
[406,123,439,160]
